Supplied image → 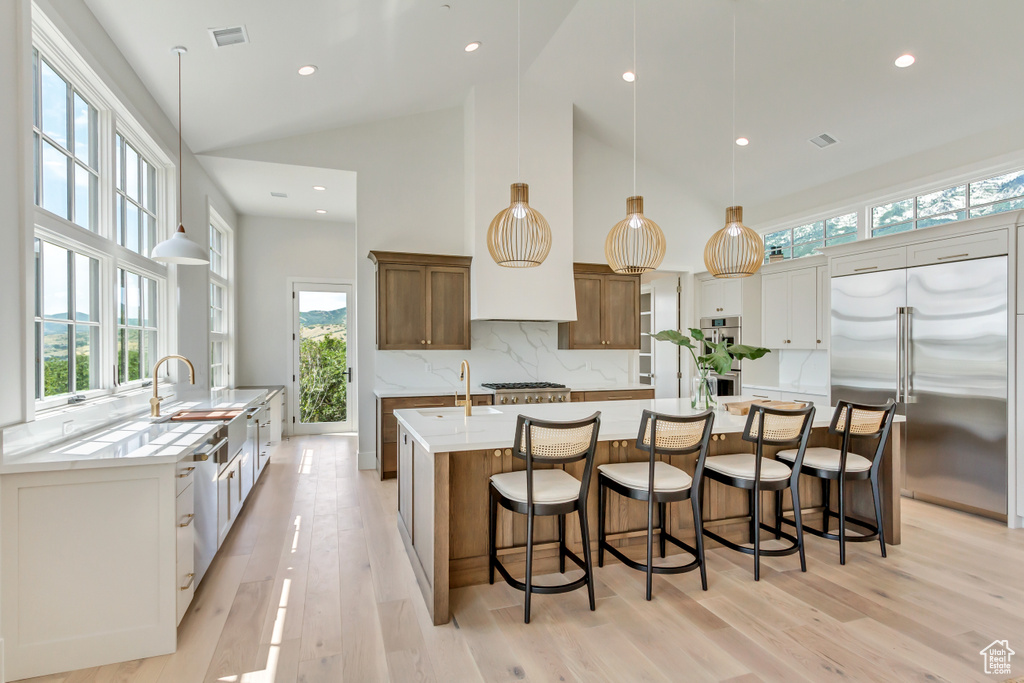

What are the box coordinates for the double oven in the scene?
[699,316,742,397]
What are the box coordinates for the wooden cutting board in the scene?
[724,400,807,416]
[170,409,244,421]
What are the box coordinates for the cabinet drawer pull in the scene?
[752,394,769,399]
[607,396,632,400]
[936,253,970,261]
[494,449,502,457]
[427,340,432,345]
[420,340,426,345]
[228,471,235,479]
[177,466,195,478]
[412,403,444,407]
[853,266,878,272]
[179,513,195,528]
[180,573,195,591]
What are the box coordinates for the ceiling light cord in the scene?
[731,9,736,208]
[632,0,637,197]
[517,0,521,182]
[178,49,183,228]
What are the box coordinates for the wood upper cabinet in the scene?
[558,264,641,350]
[370,252,471,350]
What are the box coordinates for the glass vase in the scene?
[691,370,718,411]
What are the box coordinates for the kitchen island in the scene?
[393,397,904,625]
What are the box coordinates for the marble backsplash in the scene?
[778,349,829,390]
[374,321,636,391]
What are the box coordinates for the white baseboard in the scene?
[357,450,376,470]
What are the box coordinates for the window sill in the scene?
[34,383,171,420]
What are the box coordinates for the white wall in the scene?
[573,130,722,273]
[205,107,465,466]
[235,215,356,397]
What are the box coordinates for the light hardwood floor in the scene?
[18,434,1024,683]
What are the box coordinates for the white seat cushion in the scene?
[704,453,792,482]
[490,468,582,504]
[598,461,693,493]
[777,447,872,473]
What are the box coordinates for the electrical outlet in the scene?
[62,420,74,436]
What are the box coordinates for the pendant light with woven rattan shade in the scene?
[605,0,666,275]
[486,0,552,268]
[703,11,762,279]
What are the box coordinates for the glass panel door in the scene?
[292,283,353,434]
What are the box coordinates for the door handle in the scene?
[903,306,915,403]
[346,367,353,382]
[896,306,908,403]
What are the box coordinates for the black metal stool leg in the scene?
[791,480,807,572]
[488,488,497,585]
[597,483,606,568]
[658,502,667,559]
[558,514,566,574]
[578,505,596,611]
[752,488,761,580]
[821,479,831,534]
[774,490,782,539]
[748,489,757,544]
[692,490,708,591]
[871,471,887,558]
[646,495,655,600]
[524,510,534,624]
[838,477,847,565]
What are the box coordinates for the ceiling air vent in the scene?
[209,26,249,48]
[270,192,287,198]
[809,133,839,149]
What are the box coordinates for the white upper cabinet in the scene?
[699,278,742,318]
[760,265,820,350]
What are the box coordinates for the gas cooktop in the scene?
[481,382,567,390]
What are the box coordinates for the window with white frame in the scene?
[209,220,231,389]
[117,268,159,384]
[762,212,858,263]
[30,10,173,411]
[33,49,98,231]
[34,237,100,399]
[116,134,159,256]
[871,168,1024,237]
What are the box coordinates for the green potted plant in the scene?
[653,328,771,410]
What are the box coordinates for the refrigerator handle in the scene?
[904,306,915,403]
[896,306,906,403]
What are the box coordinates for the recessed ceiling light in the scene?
[894,54,915,68]
[315,209,327,214]
[735,137,749,146]
[312,185,326,191]
[465,42,481,52]
[622,71,636,82]
[298,65,318,76]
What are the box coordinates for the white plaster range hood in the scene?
[465,81,578,323]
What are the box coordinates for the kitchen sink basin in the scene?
[416,406,503,418]
[169,409,245,421]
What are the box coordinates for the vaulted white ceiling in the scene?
[84,0,1024,218]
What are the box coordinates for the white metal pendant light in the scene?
[605,0,666,275]
[703,11,762,279]
[151,46,209,266]
[486,0,552,268]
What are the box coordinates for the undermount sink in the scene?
[416,406,503,418]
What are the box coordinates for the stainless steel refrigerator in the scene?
[830,256,1008,519]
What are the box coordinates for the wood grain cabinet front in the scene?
[558,264,641,350]
[370,251,472,350]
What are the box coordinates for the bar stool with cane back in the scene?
[701,403,815,581]
[775,399,897,564]
[488,412,601,624]
[596,409,715,600]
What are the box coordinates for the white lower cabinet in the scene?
[744,388,782,401]
[175,481,195,625]
[1,464,179,680]
[217,456,239,546]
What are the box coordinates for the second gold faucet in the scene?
[456,360,472,417]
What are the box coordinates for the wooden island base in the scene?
[397,422,902,625]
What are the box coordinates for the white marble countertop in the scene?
[742,383,829,396]
[1,389,268,474]
[393,394,887,455]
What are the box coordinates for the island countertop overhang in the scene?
[392,396,903,455]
